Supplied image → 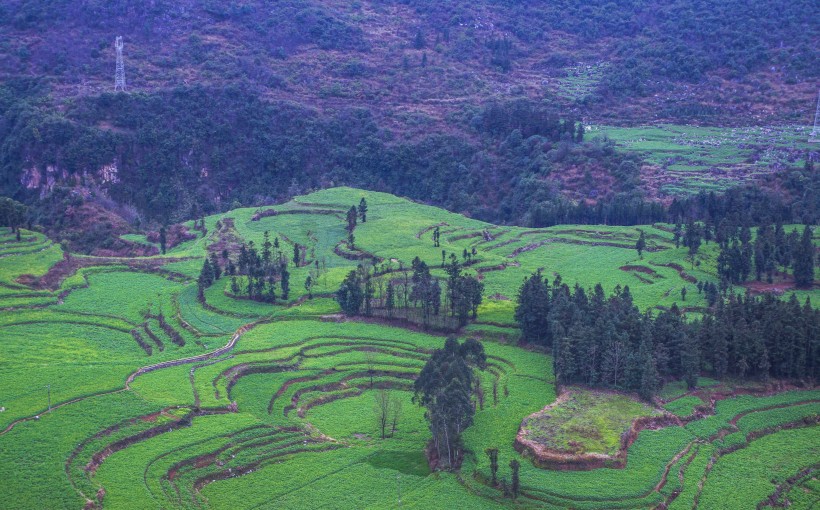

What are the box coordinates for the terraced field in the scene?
[592,124,815,196]
[0,188,816,509]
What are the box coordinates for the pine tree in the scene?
[793,226,815,288]
[210,252,222,280]
[159,226,167,255]
[636,230,646,259]
[198,258,215,295]
[413,30,425,49]
[386,283,395,317]
[358,198,368,223]
[280,268,290,300]
[304,275,313,299]
[262,231,272,265]
[336,270,363,315]
[346,206,357,233]
[514,272,551,346]
[486,448,499,486]
[638,327,659,401]
[680,329,700,389]
[510,459,520,499]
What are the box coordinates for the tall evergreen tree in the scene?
[793,226,815,288]
[358,198,368,223]
[346,206,358,233]
[510,459,520,499]
[336,269,363,315]
[514,272,551,346]
[280,267,290,300]
[635,230,646,259]
[159,226,167,255]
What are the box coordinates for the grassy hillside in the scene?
[0,187,817,509]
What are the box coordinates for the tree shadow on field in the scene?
[366,450,430,477]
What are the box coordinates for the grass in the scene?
[664,396,705,417]
[521,388,660,456]
[698,427,820,509]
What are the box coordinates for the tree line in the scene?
[716,223,815,288]
[516,272,819,400]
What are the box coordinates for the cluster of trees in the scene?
[0,197,28,235]
[196,231,318,304]
[516,272,819,399]
[413,337,486,469]
[474,100,584,142]
[717,224,815,288]
[336,256,483,329]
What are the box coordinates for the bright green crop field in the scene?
[0,188,816,509]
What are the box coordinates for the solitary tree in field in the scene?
[413,337,486,469]
[374,389,390,439]
[159,226,167,255]
[304,275,313,299]
[636,230,646,259]
[374,390,403,439]
[358,198,368,223]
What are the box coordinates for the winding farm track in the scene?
[0,319,264,437]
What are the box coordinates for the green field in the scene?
[0,188,816,509]
[591,124,815,195]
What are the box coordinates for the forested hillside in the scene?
[0,0,818,231]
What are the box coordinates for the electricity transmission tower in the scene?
[810,90,820,142]
[114,36,126,92]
